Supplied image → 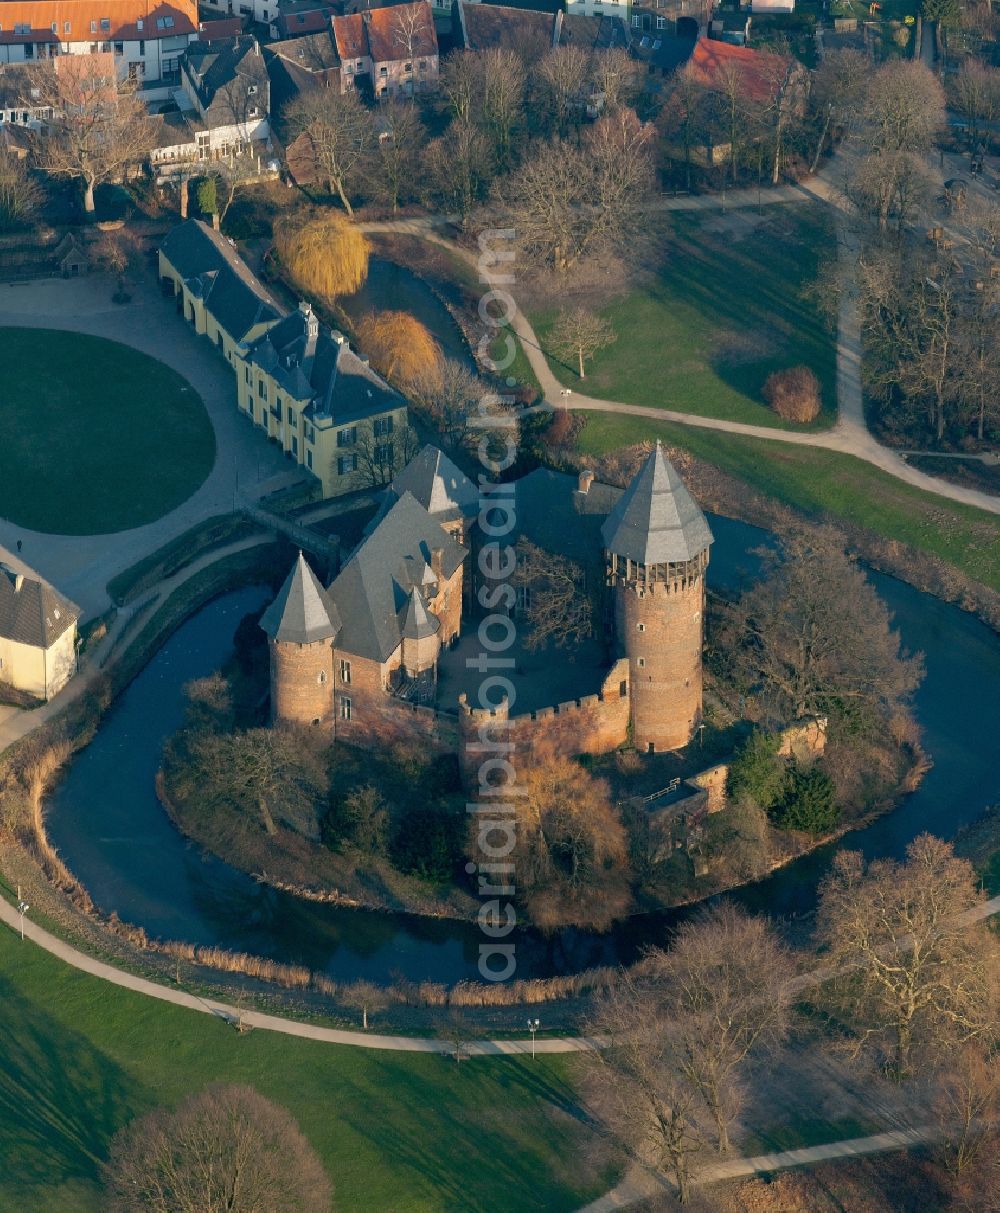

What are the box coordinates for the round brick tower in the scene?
[602,443,713,753]
[260,552,341,728]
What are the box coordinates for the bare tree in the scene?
[368,98,423,213]
[104,1084,333,1212]
[644,904,795,1153]
[859,244,964,441]
[284,87,372,215]
[0,147,42,230]
[351,422,421,488]
[949,58,1000,150]
[35,63,153,214]
[851,60,945,232]
[722,525,923,727]
[506,755,632,930]
[390,2,433,62]
[932,1042,1000,1177]
[536,46,591,138]
[547,306,615,379]
[188,725,328,838]
[499,108,655,273]
[412,357,483,450]
[817,834,1000,1079]
[809,48,869,172]
[511,537,593,651]
[590,47,635,114]
[424,120,491,220]
[587,972,710,1203]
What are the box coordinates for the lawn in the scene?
[531,205,837,430]
[0,926,613,1213]
[577,413,1000,592]
[0,329,215,535]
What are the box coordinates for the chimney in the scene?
[179,176,189,219]
[578,468,595,495]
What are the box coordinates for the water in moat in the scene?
[44,515,1000,982]
[338,257,473,369]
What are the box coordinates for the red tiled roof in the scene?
[0,0,197,43]
[331,9,364,58]
[685,37,793,104]
[364,1,436,63]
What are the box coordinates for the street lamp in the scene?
[527,1018,540,1060]
[16,901,29,941]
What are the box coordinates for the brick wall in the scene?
[617,573,706,753]
[270,638,334,727]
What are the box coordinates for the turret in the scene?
[601,442,713,753]
[260,552,341,727]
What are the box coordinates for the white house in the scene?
[0,561,79,702]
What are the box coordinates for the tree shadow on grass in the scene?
[333,1053,610,1212]
[0,976,141,1194]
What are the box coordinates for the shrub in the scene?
[727,731,786,810]
[762,366,822,423]
[391,806,464,883]
[772,764,839,832]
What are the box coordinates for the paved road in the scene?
[0,887,598,1056]
[576,1124,941,1211]
[363,166,1000,518]
[0,270,298,619]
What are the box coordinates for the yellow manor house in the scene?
[159,220,407,498]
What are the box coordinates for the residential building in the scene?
[159,217,280,360]
[149,34,270,171]
[158,219,408,500]
[683,35,806,106]
[0,560,79,701]
[234,300,409,498]
[332,1,437,98]
[0,0,198,90]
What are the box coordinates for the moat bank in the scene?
[43,517,1000,984]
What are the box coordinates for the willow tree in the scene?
[355,310,443,390]
[273,213,370,305]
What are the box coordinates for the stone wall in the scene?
[270,638,334,727]
[458,658,631,786]
[688,717,829,813]
[616,569,706,754]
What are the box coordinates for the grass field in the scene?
[0,926,611,1213]
[0,329,215,535]
[531,206,837,430]
[577,413,1000,592]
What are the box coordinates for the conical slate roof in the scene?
[389,445,479,519]
[400,587,440,641]
[601,442,713,564]
[260,552,341,644]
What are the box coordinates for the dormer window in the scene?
[100,17,111,31]
[247,83,258,95]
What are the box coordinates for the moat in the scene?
[44,515,1000,984]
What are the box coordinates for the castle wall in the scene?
[617,573,706,753]
[270,638,334,727]
[458,659,631,787]
[333,650,459,752]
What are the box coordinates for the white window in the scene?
[656,15,666,27]
[637,657,646,668]
[337,454,358,476]
[340,696,352,721]
[318,670,327,684]
[340,659,351,684]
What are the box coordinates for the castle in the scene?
[261,440,714,771]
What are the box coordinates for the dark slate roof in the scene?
[389,445,478,521]
[509,467,621,565]
[327,491,466,663]
[400,586,439,641]
[559,12,631,50]
[0,562,79,649]
[161,219,280,342]
[260,551,341,643]
[180,34,269,125]
[243,303,402,425]
[601,441,713,564]
[459,1,556,51]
